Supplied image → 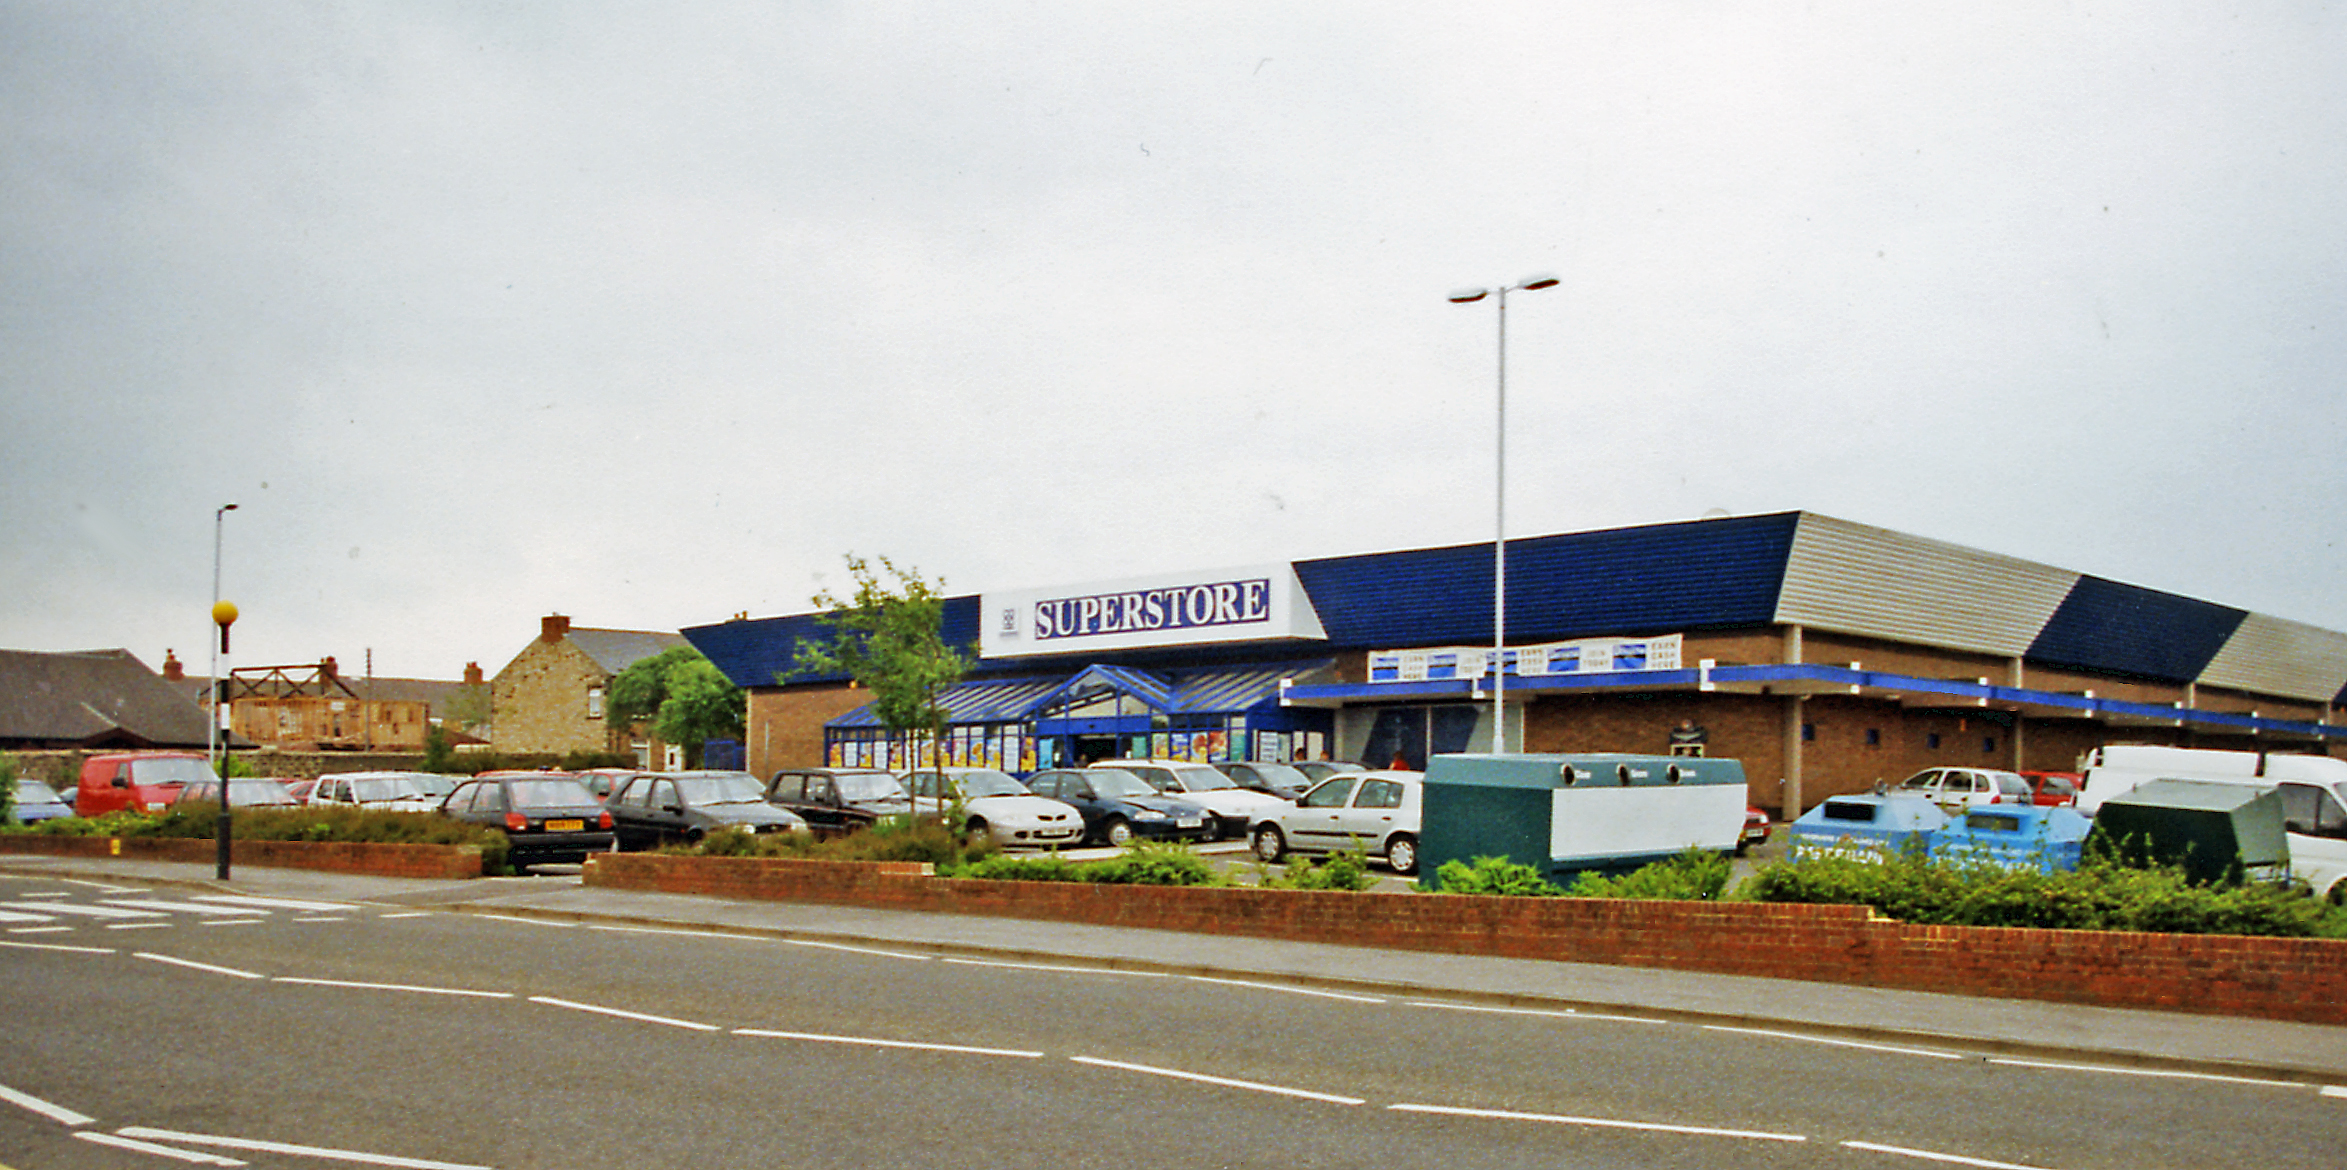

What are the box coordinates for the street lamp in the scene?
[210,503,238,880]
[1449,275,1559,754]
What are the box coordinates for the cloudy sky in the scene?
[5,3,2345,681]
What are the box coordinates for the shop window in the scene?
[1801,723,1815,742]
[1865,728,1881,747]
[1926,733,1942,750]
[1982,736,1997,754]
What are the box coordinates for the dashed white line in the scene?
[588,924,745,940]
[0,938,110,953]
[942,957,1169,977]
[1070,1056,1365,1106]
[77,1131,247,1165]
[1987,1057,2310,1090]
[1841,1139,2053,1169]
[1390,1103,1806,1142]
[133,953,264,980]
[1701,1025,1964,1060]
[0,902,161,919]
[1184,975,1385,1003]
[376,912,433,919]
[105,922,175,931]
[117,1127,494,1170]
[101,899,276,917]
[276,977,512,1000]
[1407,1000,1672,1025]
[528,995,718,1032]
[202,919,266,927]
[191,895,358,913]
[782,938,931,961]
[470,914,574,928]
[0,1081,97,1126]
[6,925,75,935]
[0,908,57,923]
[735,1028,1045,1058]
[2321,1085,2347,1099]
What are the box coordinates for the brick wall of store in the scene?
[746,685,873,778]
[1524,692,1789,809]
[491,640,614,757]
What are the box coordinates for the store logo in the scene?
[1034,578,1272,641]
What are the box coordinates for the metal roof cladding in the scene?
[681,511,2347,706]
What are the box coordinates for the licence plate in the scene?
[545,819,585,832]
[1177,818,1202,828]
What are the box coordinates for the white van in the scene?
[2076,746,2347,901]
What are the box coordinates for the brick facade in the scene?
[745,685,875,779]
[491,635,618,757]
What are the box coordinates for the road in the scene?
[2,871,2342,1170]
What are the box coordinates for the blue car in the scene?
[1021,768,1212,847]
[10,779,75,824]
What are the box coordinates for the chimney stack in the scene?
[463,661,484,686]
[321,655,339,680]
[162,650,184,681]
[541,614,571,644]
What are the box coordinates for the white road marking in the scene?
[0,1081,97,1126]
[1184,975,1385,1003]
[76,1131,246,1165]
[294,916,351,923]
[276,977,513,1000]
[782,938,930,961]
[7,926,76,935]
[376,912,432,919]
[202,920,266,928]
[1987,1057,2310,1090]
[528,995,719,1032]
[471,914,573,928]
[1070,1056,1365,1106]
[942,957,1169,977]
[1841,1139,2054,1169]
[101,899,274,917]
[133,953,264,980]
[190,895,358,913]
[589,924,732,939]
[104,922,175,931]
[15,891,72,899]
[1390,1102,1806,1142]
[0,939,113,954]
[0,901,162,919]
[0,908,56,923]
[117,1127,494,1170]
[2322,1085,2347,1099]
[736,1028,1044,1058]
[1407,1000,1672,1025]
[56,878,141,893]
[1701,1025,1964,1060]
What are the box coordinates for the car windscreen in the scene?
[506,778,597,808]
[16,781,63,803]
[1897,773,1937,790]
[1172,766,1236,791]
[675,774,767,804]
[351,778,424,802]
[1086,769,1157,800]
[136,758,220,786]
[835,772,906,802]
[1247,763,1311,789]
[956,770,1027,798]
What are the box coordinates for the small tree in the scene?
[607,646,746,769]
[0,752,18,825]
[791,554,968,779]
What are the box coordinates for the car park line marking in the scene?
[201,920,266,927]
[1701,1025,1965,1060]
[0,1081,96,1126]
[942,957,1170,977]
[782,938,931,961]
[1839,1139,2052,1169]
[1184,975,1384,1003]
[0,939,114,954]
[6,926,75,935]
[735,1029,1045,1058]
[15,891,72,898]
[293,916,351,923]
[74,1132,246,1166]
[1070,1056,1366,1106]
[0,901,163,919]
[1986,1057,2310,1090]
[104,922,175,931]
[528,995,720,1032]
[276,977,513,1000]
[133,953,264,980]
[0,909,56,923]
[101,899,276,916]
[1406,1001,1672,1025]
[1389,1103,1806,1142]
[116,1127,494,1170]
[191,895,359,913]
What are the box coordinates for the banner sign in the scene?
[982,564,1327,659]
[1369,634,1683,682]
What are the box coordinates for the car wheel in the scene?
[1200,816,1224,843]
[1103,818,1133,847]
[2329,881,2347,908]
[1385,834,1418,876]
[683,828,705,847]
[1252,824,1287,864]
[965,817,991,845]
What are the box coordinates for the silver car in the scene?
[1249,770,1424,875]
[902,766,1086,849]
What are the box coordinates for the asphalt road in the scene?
[4,871,2343,1170]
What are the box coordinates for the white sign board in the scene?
[981,564,1327,659]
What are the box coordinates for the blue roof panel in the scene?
[2025,577,2247,684]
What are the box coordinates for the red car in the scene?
[2018,771,2081,806]
[1737,807,1772,855]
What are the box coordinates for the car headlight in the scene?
[1133,808,1169,821]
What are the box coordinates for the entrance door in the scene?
[1361,705,1482,771]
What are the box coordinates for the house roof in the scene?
[564,628,691,676]
[0,648,223,749]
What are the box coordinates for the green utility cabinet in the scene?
[2087,779,2290,885]
[1421,753,1748,888]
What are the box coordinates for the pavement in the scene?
[6,851,2344,1087]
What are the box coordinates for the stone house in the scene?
[490,615,687,764]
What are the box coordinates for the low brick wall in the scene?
[583,853,2347,1026]
[0,835,485,880]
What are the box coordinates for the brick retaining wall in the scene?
[0,835,485,880]
[582,853,2347,1026]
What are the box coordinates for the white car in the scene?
[1249,769,1423,875]
[901,766,1087,849]
[1095,759,1294,841]
[307,771,447,813]
[1894,768,2032,811]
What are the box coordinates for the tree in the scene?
[791,554,968,775]
[607,646,746,769]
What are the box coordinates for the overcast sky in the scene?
[5,3,2345,681]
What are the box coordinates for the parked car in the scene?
[75,752,215,816]
[283,778,320,803]
[1894,768,2033,810]
[901,766,1085,849]
[174,778,299,807]
[1095,758,1293,840]
[1212,760,1314,800]
[9,779,75,823]
[438,772,614,870]
[1022,767,1213,847]
[1293,760,1367,784]
[605,770,808,849]
[574,768,641,802]
[1738,806,1772,855]
[765,767,911,835]
[1248,770,1423,875]
[307,771,445,812]
[2019,771,2082,807]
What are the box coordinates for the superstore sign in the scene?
[1035,578,1272,640]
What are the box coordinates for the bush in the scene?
[673,819,997,867]
[6,804,510,871]
[953,840,1225,887]
[1257,848,1379,892]
[1426,855,1562,897]
[1566,848,1732,901]
[0,752,17,825]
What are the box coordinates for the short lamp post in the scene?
[1448,275,1560,754]
[209,502,238,880]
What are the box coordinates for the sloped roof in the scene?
[0,648,220,749]
[565,628,691,676]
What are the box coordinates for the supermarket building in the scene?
[684,512,2347,816]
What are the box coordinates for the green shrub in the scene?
[672,819,996,867]
[1257,848,1379,892]
[1075,840,1227,886]
[1426,855,1562,897]
[0,752,18,825]
[1566,848,1732,900]
[957,853,1083,883]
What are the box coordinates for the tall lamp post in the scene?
[209,503,238,880]
[1449,275,1559,754]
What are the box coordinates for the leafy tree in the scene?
[607,646,746,769]
[790,554,969,775]
[421,723,458,773]
[0,752,18,825]
[440,682,491,736]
